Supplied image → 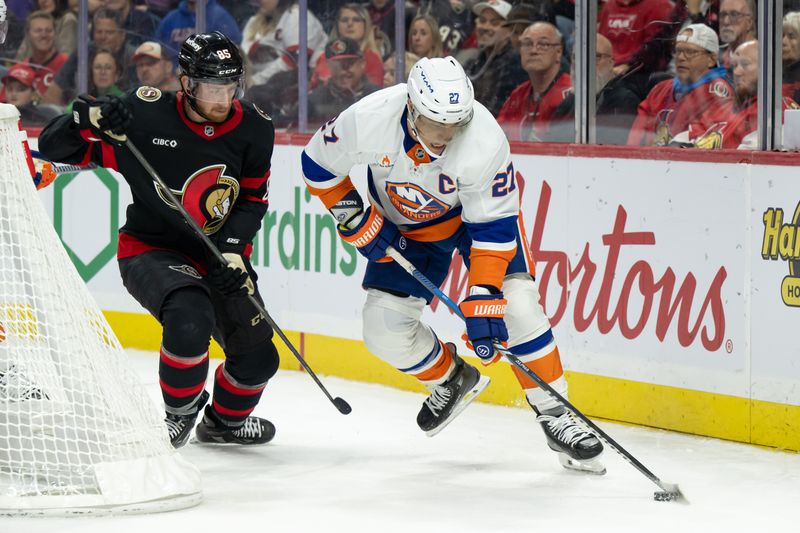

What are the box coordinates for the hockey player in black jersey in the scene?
[38,31,279,448]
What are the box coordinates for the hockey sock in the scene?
[211,363,267,427]
[160,346,209,413]
[159,287,214,413]
[402,340,456,387]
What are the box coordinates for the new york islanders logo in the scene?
[386,182,450,222]
[154,164,240,234]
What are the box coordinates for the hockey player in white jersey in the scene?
[301,56,604,473]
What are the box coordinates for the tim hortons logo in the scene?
[761,201,800,307]
[436,179,728,351]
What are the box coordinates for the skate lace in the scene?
[537,412,591,446]
[424,386,452,415]
[165,417,185,440]
[233,418,262,439]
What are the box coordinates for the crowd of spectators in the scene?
[1,0,799,149]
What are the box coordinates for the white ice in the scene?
[5,349,799,532]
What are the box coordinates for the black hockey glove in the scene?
[72,94,132,146]
[206,254,255,296]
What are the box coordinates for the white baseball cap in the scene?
[472,0,512,20]
[676,23,720,55]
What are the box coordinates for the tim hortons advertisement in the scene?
[39,144,752,398]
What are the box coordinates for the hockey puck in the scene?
[654,491,675,502]
[0,322,5,343]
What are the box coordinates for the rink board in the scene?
[30,138,800,452]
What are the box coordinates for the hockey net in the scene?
[0,104,201,515]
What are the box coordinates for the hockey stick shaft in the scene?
[31,150,98,174]
[124,139,351,415]
[385,246,683,499]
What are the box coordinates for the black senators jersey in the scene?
[39,86,275,265]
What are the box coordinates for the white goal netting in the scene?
[0,104,202,516]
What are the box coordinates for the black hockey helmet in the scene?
[178,31,243,83]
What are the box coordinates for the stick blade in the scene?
[654,482,689,504]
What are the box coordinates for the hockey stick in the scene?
[123,139,352,415]
[31,150,98,174]
[384,245,687,503]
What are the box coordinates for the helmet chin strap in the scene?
[406,102,445,158]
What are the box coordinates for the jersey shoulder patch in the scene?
[136,86,162,102]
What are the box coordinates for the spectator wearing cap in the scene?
[545,33,641,145]
[1,63,61,125]
[103,0,161,47]
[496,21,572,142]
[308,37,380,124]
[417,0,474,57]
[463,0,528,116]
[627,24,734,146]
[45,8,137,105]
[155,0,241,60]
[598,0,677,81]
[502,2,555,51]
[133,40,178,90]
[242,0,327,87]
[718,0,755,72]
[408,14,443,59]
[15,10,68,97]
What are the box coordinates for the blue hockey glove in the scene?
[459,290,508,365]
[337,205,402,262]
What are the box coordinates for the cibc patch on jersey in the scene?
[154,164,240,234]
[386,182,451,222]
[136,86,162,102]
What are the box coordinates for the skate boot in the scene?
[165,390,209,449]
[195,405,276,445]
[0,365,48,401]
[416,343,491,437]
[534,403,606,475]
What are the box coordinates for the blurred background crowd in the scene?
[2,0,799,149]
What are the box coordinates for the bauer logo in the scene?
[386,182,450,222]
[761,201,800,307]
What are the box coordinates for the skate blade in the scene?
[558,453,607,475]
[424,375,491,437]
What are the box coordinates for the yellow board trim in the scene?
[104,311,800,452]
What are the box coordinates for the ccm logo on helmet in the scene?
[152,137,178,148]
[218,68,239,75]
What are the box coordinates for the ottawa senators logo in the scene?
[154,164,240,234]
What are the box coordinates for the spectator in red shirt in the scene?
[692,40,799,149]
[496,21,572,141]
[627,23,734,146]
[718,0,755,72]
[598,0,677,78]
[15,11,67,98]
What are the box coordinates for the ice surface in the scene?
[4,349,798,532]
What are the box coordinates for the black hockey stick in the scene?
[123,139,352,415]
[383,245,686,503]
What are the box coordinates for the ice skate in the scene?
[165,389,209,449]
[0,365,48,401]
[194,405,275,445]
[417,343,490,437]
[534,404,605,475]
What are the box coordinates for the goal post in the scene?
[0,104,202,515]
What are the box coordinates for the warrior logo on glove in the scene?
[154,164,240,234]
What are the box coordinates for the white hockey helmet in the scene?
[407,56,474,126]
